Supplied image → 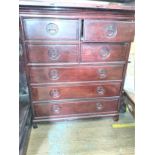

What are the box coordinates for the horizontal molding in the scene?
[32,96,120,104]
[30,80,122,87]
[27,62,126,66]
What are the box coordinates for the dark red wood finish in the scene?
[27,44,79,63]
[29,65,124,83]
[33,99,119,117]
[81,43,127,62]
[19,3,135,124]
[84,20,135,42]
[23,18,80,40]
[31,82,121,101]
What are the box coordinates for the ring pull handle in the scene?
[98,68,107,79]
[49,69,59,80]
[50,89,60,99]
[46,23,59,35]
[96,103,103,111]
[99,47,110,60]
[48,48,60,61]
[52,105,60,114]
[105,24,117,38]
[96,86,105,95]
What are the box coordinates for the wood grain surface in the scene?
[29,65,124,83]
[31,83,121,101]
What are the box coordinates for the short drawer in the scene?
[33,99,119,117]
[31,82,121,101]
[29,65,124,83]
[81,43,127,62]
[83,20,134,42]
[27,44,79,63]
[23,18,79,40]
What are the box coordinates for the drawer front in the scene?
[31,83,121,101]
[23,18,79,40]
[33,99,118,117]
[29,65,124,83]
[81,43,127,62]
[84,20,134,42]
[27,44,79,63]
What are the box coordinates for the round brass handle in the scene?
[105,24,117,38]
[96,86,105,95]
[48,48,60,60]
[50,89,60,99]
[96,103,103,111]
[52,105,60,114]
[46,23,59,35]
[99,47,110,60]
[49,69,59,80]
[98,68,107,79]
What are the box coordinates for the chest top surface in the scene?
[19,0,135,11]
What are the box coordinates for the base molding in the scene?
[33,113,119,123]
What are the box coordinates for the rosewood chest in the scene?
[19,1,135,128]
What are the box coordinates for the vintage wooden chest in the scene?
[19,1,135,128]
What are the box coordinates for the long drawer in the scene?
[81,43,127,62]
[31,82,121,101]
[29,65,124,83]
[33,99,119,118]
[27,44,79,63]
[22,18,79,40]
[84,20,134,42]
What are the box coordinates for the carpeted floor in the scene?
[26,111,135,155]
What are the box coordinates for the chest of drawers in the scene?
[19,2,134,127]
